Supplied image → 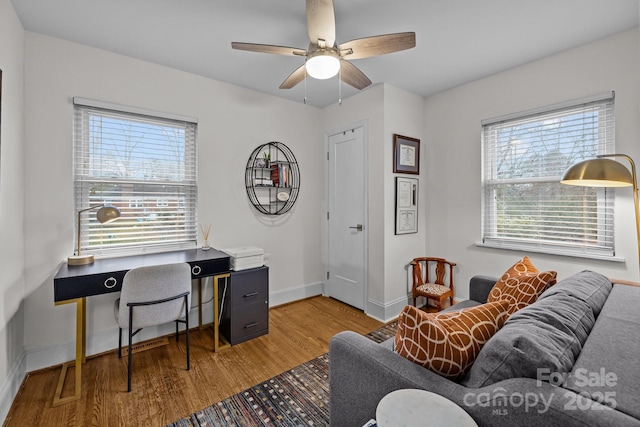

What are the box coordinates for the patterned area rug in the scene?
[166,322,397,427]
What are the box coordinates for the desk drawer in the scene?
[188,257,230,278]
[225,301,269,345]
[219,266,269,345]
[54,271,126,302]
[229,267,269,307]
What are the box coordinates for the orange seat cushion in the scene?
[395,301,509,379]
[487,256,557,316]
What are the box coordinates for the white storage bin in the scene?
[222,246,265,271]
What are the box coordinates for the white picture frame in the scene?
[395,177,418,234]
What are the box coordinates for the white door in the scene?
[327,126,367,310]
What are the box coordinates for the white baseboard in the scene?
[365,294,411,323]
[24,282,324,373]
[0,351,26,424]
[367,295,468,322]
[269,281,324,307]
[25,321,189,373]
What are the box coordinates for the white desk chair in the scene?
[114,262,192,392]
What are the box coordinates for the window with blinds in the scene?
[481,92,615,258]
[73,99,197,257]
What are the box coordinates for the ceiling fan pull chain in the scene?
[338,68,342,106]
[304,67,308,104]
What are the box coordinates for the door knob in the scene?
[349,224,364,231]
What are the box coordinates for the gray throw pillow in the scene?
[462,292,595,388]
[538,270,612,316]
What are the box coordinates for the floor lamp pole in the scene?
[627,159,640,271]
[600,154,640,272]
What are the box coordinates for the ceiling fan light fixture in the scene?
[306,50,340,80]
[231,0,416,92]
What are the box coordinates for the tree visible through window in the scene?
[481,93,615,257]
[73,99,197,257]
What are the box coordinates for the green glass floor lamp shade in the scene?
[68,204,121,266]
[561,154,640,270]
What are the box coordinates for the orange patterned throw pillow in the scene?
[487,256,557,316]
[394,301,509,379]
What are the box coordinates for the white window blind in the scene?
[481,92,615,257]
[73,100,197,257]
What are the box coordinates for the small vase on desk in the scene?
[200,224,212,251]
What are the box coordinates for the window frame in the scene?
[479,92,618,259]
[72,98,198,258]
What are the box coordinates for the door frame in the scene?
[324,120,370,313]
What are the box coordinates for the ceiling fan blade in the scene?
[339,32,416,60]
[279,64,307,89]
[231,42,306,57]
[306,0,336,47]
[340,60,372,90]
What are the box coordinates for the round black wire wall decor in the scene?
[245,142,300,215]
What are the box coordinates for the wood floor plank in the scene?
[4,296,382,427]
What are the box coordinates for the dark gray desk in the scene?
[54,247,230,301]
[52,248,231,406]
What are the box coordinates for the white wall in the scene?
[322,84,428,321]
[322,85,386,313]
[424,28,640,297]
[383,86,427,312]
[3,11,638,421]
[21,32,325,371]
[0,0,26,421]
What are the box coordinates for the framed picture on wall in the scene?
[393,134,420,174]
[395,177,418,234]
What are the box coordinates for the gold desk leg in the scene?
[198,277,203,329]
[52,297,86,407]
[213,273,231,352]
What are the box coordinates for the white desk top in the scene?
[376,389,477,427]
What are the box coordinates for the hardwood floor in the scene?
[4,296,383,427]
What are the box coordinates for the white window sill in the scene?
[475,241,626,263]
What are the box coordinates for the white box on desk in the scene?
[222,246,263,258]
[222,246,264,271]
[231,256,264,271]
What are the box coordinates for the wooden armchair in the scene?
[410,257,457,311]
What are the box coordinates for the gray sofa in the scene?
[329,271,640,426]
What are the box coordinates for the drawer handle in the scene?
[104,277,117,289]
[192,265,202,275]
[243,292,259,298]
[244,322,258,329]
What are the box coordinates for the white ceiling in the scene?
[10,0,640,108]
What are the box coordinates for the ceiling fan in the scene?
[231,0,416,90]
